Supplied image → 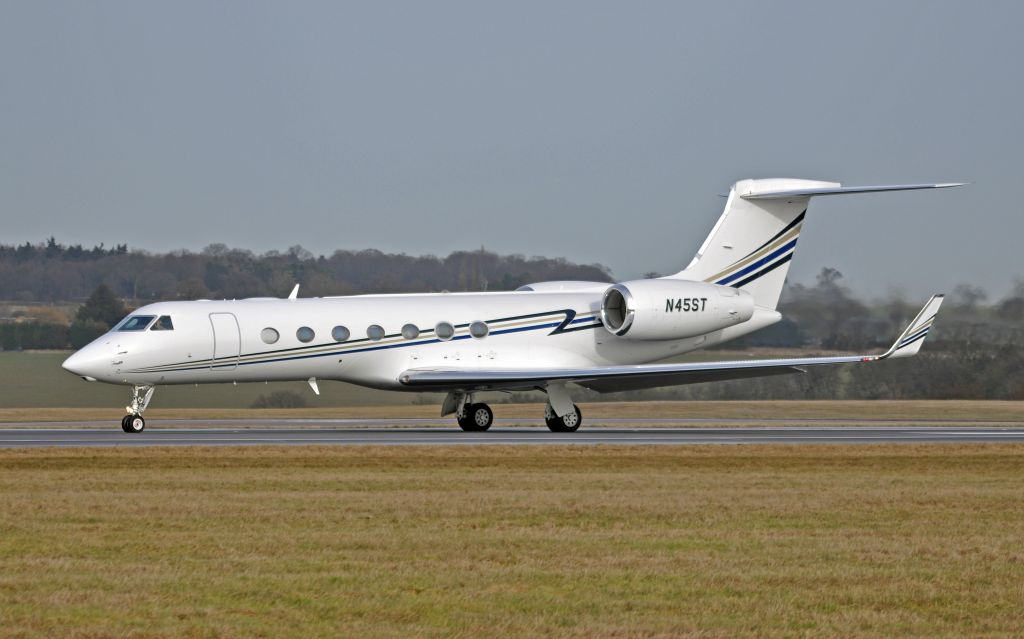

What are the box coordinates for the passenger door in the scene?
[209,313,241,370]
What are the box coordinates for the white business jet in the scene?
[63,178,960,433]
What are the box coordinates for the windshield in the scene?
[117,315,156,331]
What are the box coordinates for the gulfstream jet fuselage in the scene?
[62,178,960,433]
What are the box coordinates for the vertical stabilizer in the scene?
[667,179,963,310]
[667,178,833,310]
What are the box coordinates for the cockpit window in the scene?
[150,316,174,331]
[117,315,156,331]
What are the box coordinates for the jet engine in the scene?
[600,279,754,340]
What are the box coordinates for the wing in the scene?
[398,295,944,393]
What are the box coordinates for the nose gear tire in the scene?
[123,414,146,433]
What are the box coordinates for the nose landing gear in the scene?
[121,414,146,433]
[121,385,154,433]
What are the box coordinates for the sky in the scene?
[2,1,1021,298]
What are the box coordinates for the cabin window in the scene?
[401,324,420,339]
[435,321,455,341]
[261,328,279,344]
[117,315,155,331]
[469,321,489,339]
[150,316,174,331]
[296,327,315,343]
[332,326,350,342]
[366,325,385,341]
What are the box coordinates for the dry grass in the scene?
[1,400,1021,425]
[2,444,1024,637]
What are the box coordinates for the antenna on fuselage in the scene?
[288,284,300,300]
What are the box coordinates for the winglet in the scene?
[288,284,300,300]
[878,294,944,360]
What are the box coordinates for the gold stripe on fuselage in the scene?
[136,312,595,373]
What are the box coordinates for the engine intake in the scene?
[600,279,754,340]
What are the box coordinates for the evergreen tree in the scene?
[76,283,128,328]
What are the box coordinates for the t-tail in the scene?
[666,178,965,310]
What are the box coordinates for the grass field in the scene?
[0,348,845,409]
[2,444,1024,637]
[3,351,1024,429]
[0,351,427,408]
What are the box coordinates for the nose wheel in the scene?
[121,414,146,433]
[120,385,154,433]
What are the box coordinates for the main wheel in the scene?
[543,403,559,430]
[458,403,493,432]
[124,414,146,433]
[120,415,132,433]
[545,404,582,432]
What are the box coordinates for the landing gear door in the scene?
[209,313,241,370]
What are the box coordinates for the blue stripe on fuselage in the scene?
[129,314,601,375]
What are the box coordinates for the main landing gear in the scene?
[544,403,582,432]
[444,389,583,433]
[543,382,582,432]
[121,385,154,433]
[444,392,495,431]
[457,402,494,432]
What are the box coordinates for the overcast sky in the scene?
[2,1,1021,297]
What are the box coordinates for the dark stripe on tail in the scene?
[731,253,794,289]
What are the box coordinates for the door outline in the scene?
[209,313,241,370]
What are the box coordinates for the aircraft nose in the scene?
[62,345,107,381]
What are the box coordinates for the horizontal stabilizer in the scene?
[742,182,966,200]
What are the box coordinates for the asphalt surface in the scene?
[1,418,1024,447]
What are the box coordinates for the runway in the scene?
[2,419,1024,447]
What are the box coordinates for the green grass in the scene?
[0,348,841,409]
[0,351,432,408]
[0,347,1003,412]
[2,445,1024,637]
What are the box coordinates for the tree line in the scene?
[1,239,1021,400]
[0,238,611,303]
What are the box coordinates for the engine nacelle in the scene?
[600,279,754,340]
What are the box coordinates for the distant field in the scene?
[0,350,435,408]
[5,351,1021,428]
[0,348,828,409]
[2,444,1023,637]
